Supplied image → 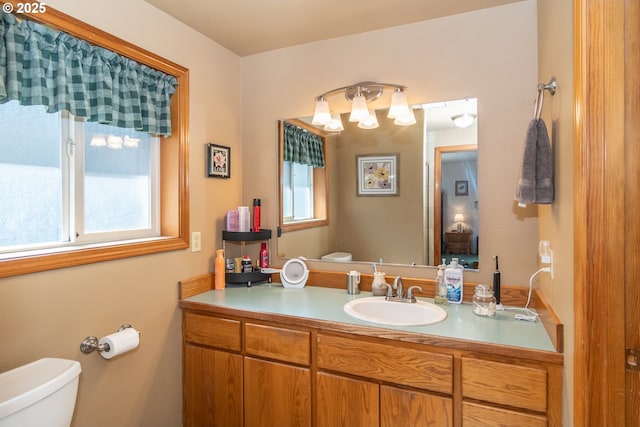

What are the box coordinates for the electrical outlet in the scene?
[539,240,554,279]
[191,232,201,253]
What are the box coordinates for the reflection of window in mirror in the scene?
[279,120,329,232]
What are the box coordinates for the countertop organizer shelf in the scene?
[222,229,272,287]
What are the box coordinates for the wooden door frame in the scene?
[573,0,634,425]
[433,144,477,266]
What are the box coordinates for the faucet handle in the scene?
[382,283,394,298]
[406,285,423,300]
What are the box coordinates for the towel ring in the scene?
[534,77,557,121]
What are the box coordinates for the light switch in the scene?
[192,232,201,252]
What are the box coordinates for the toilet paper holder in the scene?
[80,324,137,354]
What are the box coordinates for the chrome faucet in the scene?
[393,276,404,299]
[385,276,423,303]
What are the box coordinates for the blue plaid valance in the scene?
[283,122,325,168]
[0,12,178,136]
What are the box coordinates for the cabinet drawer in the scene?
[317,333,453,394]
[183,311,241,351]
[245,323,310,366]
[462,401,547,427]
[461,357,547,413]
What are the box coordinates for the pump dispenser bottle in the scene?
[434,259,448,304]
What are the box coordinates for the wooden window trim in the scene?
[278,119,329,233]
[0,2,190,278]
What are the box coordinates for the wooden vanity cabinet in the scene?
[316,333,453,427]
[460,356,561,427]
[182,308,562,427]
[243,323,312,427]
[182,312,243,427]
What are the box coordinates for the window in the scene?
[279,120,328,232]
[282,161,314,222]
[0,102,160,253]
[0,5,189,277]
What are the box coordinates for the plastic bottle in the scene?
[214,249,226,290]
[445,258,464,304]
[259,242,269,268]
[434,260,448,304]
[238,206,250,232]
[252,199,261,232]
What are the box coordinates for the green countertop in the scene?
[183,284,558,354]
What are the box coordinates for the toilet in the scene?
[320,252,353,262]
[0,358,81,427]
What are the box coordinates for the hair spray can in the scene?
[252,199,261,232]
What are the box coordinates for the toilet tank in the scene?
[0,358,81,427]
[320,252,353,262]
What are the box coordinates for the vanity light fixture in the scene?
[311,81,413,131]
[451,112,477,128]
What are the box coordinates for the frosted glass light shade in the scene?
[357,110,379,129]
[312,99,332,125]
[452,113,476,128]
[387,90,410,119]
[123,135,140,147]
[349,95,369,122]
[90,134,107,147]
[107,134,123,149]
[324,113,344,131]
[394,108,416,126]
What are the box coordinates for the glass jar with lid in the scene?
[472,284,497,317]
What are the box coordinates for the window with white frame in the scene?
[0,6,189,277]
[282,160,314,222]
[0,100,160,254]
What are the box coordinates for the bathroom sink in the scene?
[343,297,447,326]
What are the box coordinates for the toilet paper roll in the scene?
[98,327,140,359]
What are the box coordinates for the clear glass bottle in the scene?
[472,284,496,317]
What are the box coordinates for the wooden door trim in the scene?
[573,0,628,425]
[433,144,477,266]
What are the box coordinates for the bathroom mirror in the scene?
[277,97,478,270]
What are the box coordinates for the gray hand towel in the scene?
[515,119,554,205]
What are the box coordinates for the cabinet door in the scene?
[462,401,547,427]
[381,385,453,427]
[316,372,379,427]
[244,357,311,427]
[183,343,243,427]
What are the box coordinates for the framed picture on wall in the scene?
[207,143,230,178]
[455,180,468,196]
[356,154,398,196]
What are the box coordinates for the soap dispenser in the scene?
[434,259,448,304]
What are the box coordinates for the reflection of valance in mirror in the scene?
[283,122,325,168]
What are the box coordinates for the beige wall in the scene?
[0,1,241,426]
[537,0,574,425]
[242,1,540,285]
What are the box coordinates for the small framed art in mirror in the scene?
[356,154,398,196]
